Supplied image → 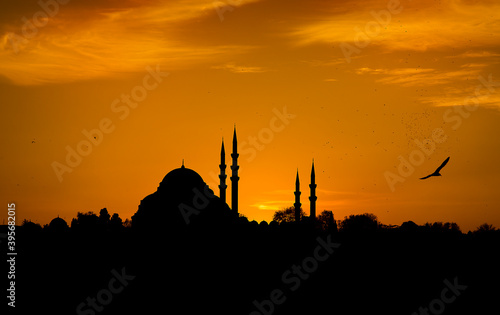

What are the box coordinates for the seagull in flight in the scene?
[420,157,450,180]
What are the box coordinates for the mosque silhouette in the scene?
[10,128,500,315]
[131,127,318,229]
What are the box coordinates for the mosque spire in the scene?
[294,169,301,222]
[219,138,227,203]
[232,125,237,154]
[231,126,239,214]
[309,159,317,220]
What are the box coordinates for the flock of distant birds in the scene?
[30,136,450,180]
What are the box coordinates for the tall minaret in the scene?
[294,170,301,222]
[309,159,317,220]
[219,138,227,203]
[231,127,239,214]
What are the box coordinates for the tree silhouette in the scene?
[98,207,110,225]
[339,213,379,233]
[109,213,123,231]
[272,206,305,224]
[400,220,419,232]
[317,210,338,232]
[422,221,462,234]
[123,218,132,228]
[13,204,500,315]
[474,223,497,233]
[21,219,43,235]
[71,211,99,231]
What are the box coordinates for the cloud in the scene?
[292,0,500,53]
[0,0,261,85]
[420,93,500,108]
[250,200,290,211]
[355,65,486,87]
[419,79,500,108]
[212,62,268,73]
[355,65,500,107]
[300,58,350,67]
[450,50,500,59]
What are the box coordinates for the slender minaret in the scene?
[309,159,317,220]
[294,170,301,222]
[219,138,227,203]
[231,127,239,214]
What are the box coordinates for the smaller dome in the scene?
[49,217,68,231]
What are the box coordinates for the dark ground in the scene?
[3,219,499,315]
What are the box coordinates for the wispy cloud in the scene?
[419,81,500,108]
[212,62,268,74]
[356,65,500,108]
[450,50,500,59]
[356,65,486,87]
[300,58,351,67]
[420,93,500,108]
[292,0,500,53]
[250,200,291,211]
[0,0,260,85]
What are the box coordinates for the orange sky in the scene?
[1,0,499,232]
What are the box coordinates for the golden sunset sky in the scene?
[1,0,499,232]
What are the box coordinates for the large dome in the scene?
[133,164,232,229]
[158,165,206,193]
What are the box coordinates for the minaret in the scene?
[309,159,317,220]
[219,138,227,203]
[294,170,301,222]
[231,127,239,214]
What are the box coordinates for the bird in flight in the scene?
[420,157,450,180]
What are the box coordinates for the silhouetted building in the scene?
[133,128,321,229]
[230,126,239,215]
[219,139,227,204]
[294,170,301,222]
[295,162,318,222]
[48,216,69,233]
[309,160,317,219]
[132,163,232,229]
